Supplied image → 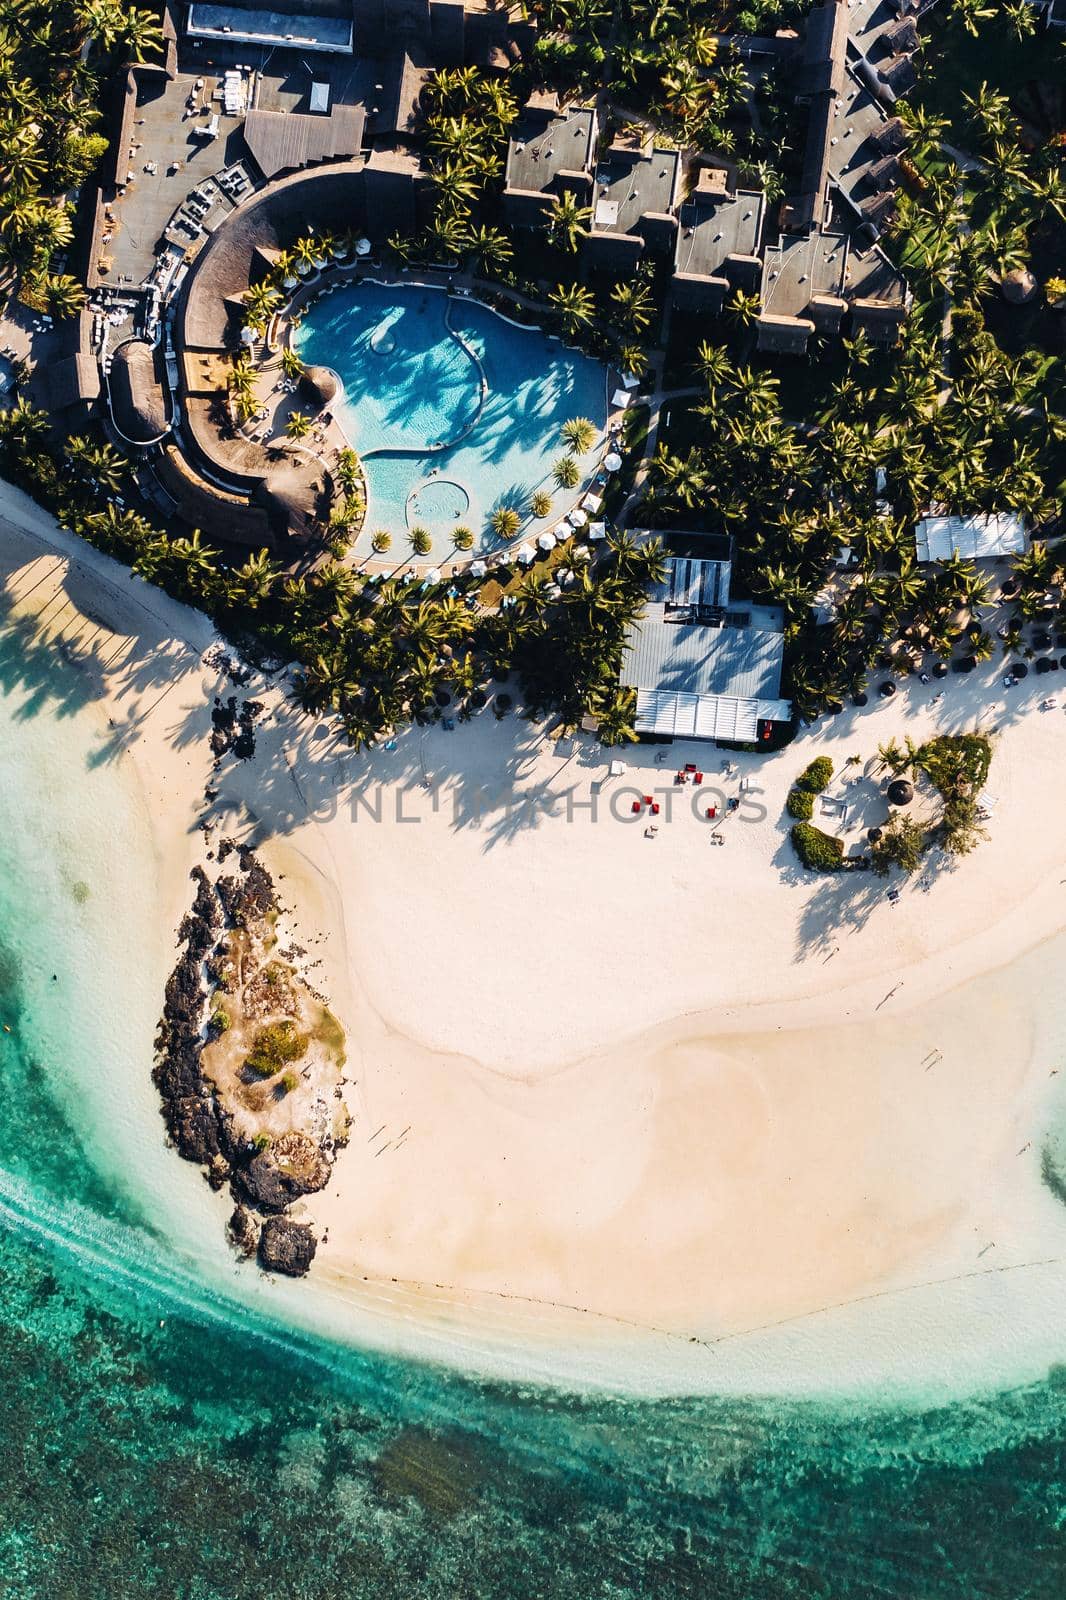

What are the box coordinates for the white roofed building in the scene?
[915,513,1028,563]
[620,544,792,745]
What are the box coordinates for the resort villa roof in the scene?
[758,229,848,347]
[503,103,596,220]
[915,514,1029,563]
[672,183,765,312]
[585,131,681,264]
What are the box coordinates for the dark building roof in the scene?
[587,132,680,252]
[797,0,849,96]
[673,186,764,307]
[109,340,170,444]
[243,104,366,180]
[504,105,596,201]
[46,354,100,413]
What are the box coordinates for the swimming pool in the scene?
[293,281,609,563]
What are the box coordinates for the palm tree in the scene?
[531,490,553,519]
[43,273,85,318]
[232,549,280,606]
[452,525,474,551]
[286,411,312,441]
[727,288,761,329]
[281,347,306,381]
[408,525,432,557]
[553,454,580,489]
[122,8,164,61]
[462,224,512,274]
[610,279,654,333]
[370,529,392,555]
[545,192,593,253]
[491,506,521,541]
[560,416,597,454]
[429,160,480,211]
[619,344,648,378]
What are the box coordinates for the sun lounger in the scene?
[631,800,641,814]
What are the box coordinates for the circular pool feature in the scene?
[409,478,470,527]
[295,281,607,561]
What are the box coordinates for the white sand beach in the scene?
[4,488,1066,1398]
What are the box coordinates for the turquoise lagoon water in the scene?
[2,599,1066,1595]
[294,282,608,562]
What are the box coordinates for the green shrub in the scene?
[245,1020,308,1079]
[795,755,834,794]
[786,787,814,820]
[279,1070,300,1095]
[790,822,845,871]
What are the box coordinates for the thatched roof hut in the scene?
[109,340,170,444]
[299,364,339,411]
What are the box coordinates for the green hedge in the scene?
[790,822,845,871]
[795,756,834,794]
[786,787,814,820]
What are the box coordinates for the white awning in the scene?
[634,690,791,742]
[915,513,1027,562]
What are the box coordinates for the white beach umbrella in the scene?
[537,531,557,551]
[588,521,607,542]
[573,544,592,562]
[568,508,588,528]
[239,325,257,345]
[604,451,623,473]
[422,568,443,586]
[516,543,536,565]
[355,237,372,256]
[554,521,571,539]
[469,558,488,578]
[546,583,562,599]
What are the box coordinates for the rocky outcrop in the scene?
[154,846,346,1277]
[258,1217,318,1276]
[227,1204,260,1257]
[234,1132,332,1213]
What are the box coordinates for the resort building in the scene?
[671,171,765,316]
[620,537,793,743]
[583,128,682,273]
[914,513,1029,563]
[743,0,916,355]
[502,96,597,228]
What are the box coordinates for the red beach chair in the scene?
[651,803,660,816]
[631,800,642,814]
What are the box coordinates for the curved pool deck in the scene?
[293,281,609,562]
